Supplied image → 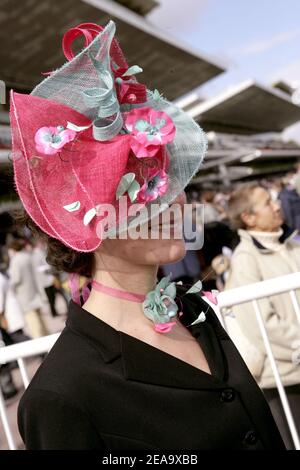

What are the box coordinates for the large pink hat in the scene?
[10,21,207,252]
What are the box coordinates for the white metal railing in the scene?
[218,272,300,450]
[0,333,60,449]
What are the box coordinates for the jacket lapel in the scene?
[192,320,228,383]
[120,330,226,390]
[69,296,229,391]
[120,292,228,391]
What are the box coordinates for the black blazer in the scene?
[18,291,285,450]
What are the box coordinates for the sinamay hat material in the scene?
[10,21,207,252]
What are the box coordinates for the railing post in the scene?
[289,290,300,325]
[17,358,30,389]
[0,388,16,450]
[252,299,300,450]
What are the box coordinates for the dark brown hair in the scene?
[13,209,94,277]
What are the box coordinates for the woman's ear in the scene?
[241,211,256,229]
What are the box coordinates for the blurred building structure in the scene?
[0,0,225,239]
[0,0,224,97]
[179,80,300,187]
[1,0,300,223]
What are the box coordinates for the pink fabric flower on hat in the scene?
[137,169,169,203]
[114,67,147,105]
[125,107,176,158]
[34,125,76,155]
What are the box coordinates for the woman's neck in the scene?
[82,254,158,333]
[247,228,284,251]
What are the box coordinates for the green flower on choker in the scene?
[143,275,178,333]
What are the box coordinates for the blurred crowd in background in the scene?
[2,164,300,333]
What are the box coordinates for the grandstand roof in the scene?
[187,80,300,134]
[203,148,300,165]
[0,0,224,100]
[113,0,159,16]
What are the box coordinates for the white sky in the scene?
[148,0,300,142]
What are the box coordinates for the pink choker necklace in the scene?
[91,280,146,303]
[91,276,181,334]
[71,275,209,334]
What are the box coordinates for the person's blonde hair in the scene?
[227,184,261,230]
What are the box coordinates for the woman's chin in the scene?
[157,238,186,265]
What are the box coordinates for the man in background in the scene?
[8,240,49,338]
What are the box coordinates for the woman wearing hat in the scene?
[10,22,284,450]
